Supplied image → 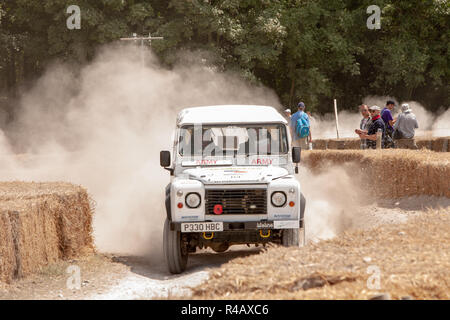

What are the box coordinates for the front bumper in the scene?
[170,219,304,232]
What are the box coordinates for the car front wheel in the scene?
[163,218,188,274]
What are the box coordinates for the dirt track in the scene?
[0,246,258,300]
[192,202,450,300]
[1,195,448,300]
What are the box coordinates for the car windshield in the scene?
[178,124,288,157]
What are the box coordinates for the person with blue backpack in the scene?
[290,102,312,149]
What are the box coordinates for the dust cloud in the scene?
[310,111,361,139]
[299,164,364,241]
[0,44,280,257]
[432,108,450,137]
[0,44,446,258]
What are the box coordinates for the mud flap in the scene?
[165,183,171,221]
[300,192,306,228]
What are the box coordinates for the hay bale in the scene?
[5,205,59,278]
[341,139,361,149]
[313,138,361,150]
[0,182,93,282]
[431,137,449,152]
[326,140,341,150]
[312,139,328,150]
[415,138,432,150]
[395,139,418,150]
[53,191,93,258]
[303,150,450,198]
[0,211,16,283]
[322,139,360,150]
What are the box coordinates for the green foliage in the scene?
[0,0,448,113]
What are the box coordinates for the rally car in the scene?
[160,105,306,273]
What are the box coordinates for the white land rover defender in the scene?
[160,105,305,274]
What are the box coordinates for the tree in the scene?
[0,0,448,116]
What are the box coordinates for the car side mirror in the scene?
[292,147,301,163]
[160,150,171,168]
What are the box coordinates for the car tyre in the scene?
[163,218,188,274]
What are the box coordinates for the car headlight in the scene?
[271,191,287,207]
[185,192,201,208]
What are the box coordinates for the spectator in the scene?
[355,104,371,148]
[381,100,396,148]
[393,103,419,143]
[358,104,371,130]
[284,108,291,120]
[306,111,316,126]
[290,102,312,149]
[356,105,385,149]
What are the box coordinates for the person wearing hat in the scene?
[290,102,312,149]
[284,108,292,120]
[393,103,419,143]
[356,105,386,149]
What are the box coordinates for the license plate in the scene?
[181,222,224,233]
[274,220,299,229]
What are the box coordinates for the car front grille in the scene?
[205,188,267,215]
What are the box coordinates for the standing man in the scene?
[355,104,371,149]
[356,105,385,149]
[381,100,396,148]
[359,104,371,130]
[393,103,419,149]
[290,102,312,149]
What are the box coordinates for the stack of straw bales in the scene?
[0,182,93,283]
[325,139,361,150]
[430,137,449,152]
[303,150,450,198]
[312,137,449,152]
